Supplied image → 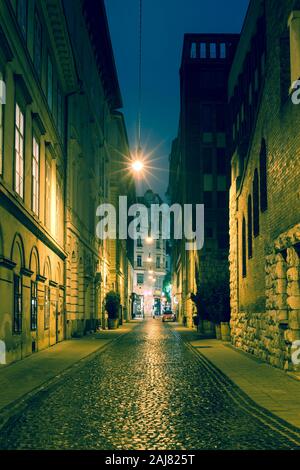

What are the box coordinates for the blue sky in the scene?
[105,0,250,197]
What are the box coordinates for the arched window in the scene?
[247,195,253,259]
[259,139,267,212]
[242,216,247,278]
[253,169,260,237]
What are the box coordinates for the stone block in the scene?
[287,267,299,282]
[287,296,300,310]
[284,329,300,343]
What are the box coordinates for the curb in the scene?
[0,323,138,432]
[170,325,300,448]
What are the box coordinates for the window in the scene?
[253,169,260,237]
[156,240,161,249]
[203,148,213,173]
[15,103,25,198]
[137,274,144,285]
[56,172,63,241]
[217,191,227,209]
[204,174,213,191]
[190,43,197,59]
[137,255,142,267]
[201,105,213,132]
[204,191,213,208]
[0,70,3,175]
[217,176,227,191]
[45,157,51,228]
[31,281,38,331]
[17,0,27,39]
[210,43,217,58]
[33,10,42,78]
[205,226,213,238]
[200,43,206,59]
[217,149,226,174]
[247,196,253,259]
[13,274,22,333]
[137,237,143,247]
[259,139,268,212]
[47,54,53,111]
[216,105,226,131]
[242,217,247,277]
[156,256,161,268]
[44,285,50,329]
[57,86,63,136]
[220,43,226,58]
[218,233,229,250]
[32,135,40,215]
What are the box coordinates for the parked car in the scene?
[162,310,175,322]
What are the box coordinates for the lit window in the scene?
[191,43,197,59]
[200,43,206,58]
[32,136,39,215]
[220,43,226,58]
[56,172,63,241]
[210,43,217,58]
[45,157,51,228]
[15,102,25,198]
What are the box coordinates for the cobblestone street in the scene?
[0,319,300,451]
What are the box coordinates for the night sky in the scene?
[105,0,250,197]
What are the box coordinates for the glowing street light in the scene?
[131,160,144,173]
[145,236,153,244]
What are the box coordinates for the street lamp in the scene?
[131,159,144,173]
[146,236,153,244]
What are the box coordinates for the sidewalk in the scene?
[0,321,139,415]
[172,324,300,429]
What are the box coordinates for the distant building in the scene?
[229,0,300,370]
[168,34,239,327]
[133,190,167,317]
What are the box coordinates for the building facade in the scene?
[229,0,300,370]
[0,0,134,364]
[168,34,239,327]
